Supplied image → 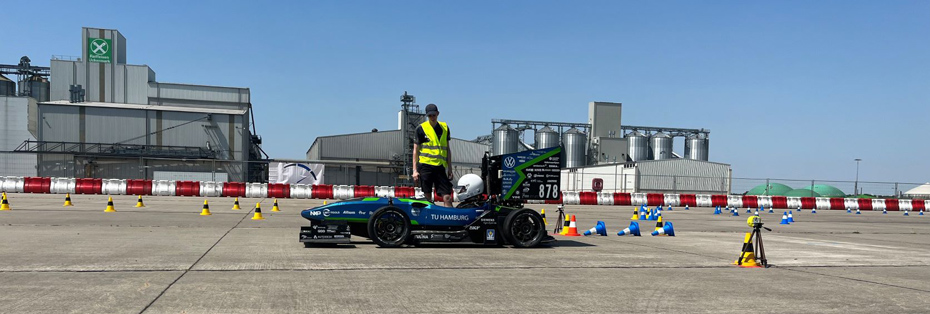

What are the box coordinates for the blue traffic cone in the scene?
[754,210,759,216]
[685,205,690,210]
[883,208,887,214]
[811,207,817,214]
[584,221,608,236]
[617,221,641,236]
[788,211,795,222]
[651,222,675,236]
[746,208,751,214]
[713,206,720,215]
[920,209,924,216]
[846,207,851,213]
[780,212,790,225]
[856,208,861,215]
[732,208,739,216]
[668,205,673,211]
[904,210,909,216]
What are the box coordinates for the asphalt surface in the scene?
[2,193,929,313]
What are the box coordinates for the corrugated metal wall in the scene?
[450,139,487,166]
[84,107,147,144]
[315,131,404,161]
[635,159,730,194]
[1,97,38,176]
[50,60,152,105]
[39,105,81,142]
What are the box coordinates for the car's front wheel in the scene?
[368,206,411,248]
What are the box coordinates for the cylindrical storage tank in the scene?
[684,134,709,161]
[0,74,15,96]
[101,179,127,195]
[650,132,673,160]
[561,128,587,168]
[625,131,649,161]
[23,76,50,102]
[534,126,560,149]
[50,177,77,194]
[491,124,519,156]
[200,181,223,197]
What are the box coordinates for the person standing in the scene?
[413,103,453,207]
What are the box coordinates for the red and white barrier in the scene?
[0,176,926,212]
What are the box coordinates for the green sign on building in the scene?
[87,38,112,63]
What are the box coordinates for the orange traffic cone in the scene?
[563,215,581,236]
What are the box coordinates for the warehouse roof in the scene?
[39,100,247,115]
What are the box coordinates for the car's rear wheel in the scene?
[368,206,410,248]
[502,208,545,248]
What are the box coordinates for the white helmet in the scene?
[455,174,484,201]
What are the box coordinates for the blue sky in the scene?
[3,1,928,183]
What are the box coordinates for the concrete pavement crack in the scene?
[136,198,264,314]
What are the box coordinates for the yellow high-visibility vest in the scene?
[418,121,449,168]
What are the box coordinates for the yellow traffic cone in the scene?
[733,232,761,268]
[232,197,241,210]
[559,213,570,235]
[134,195,145,207]
[251,203,265,220]
[654,216,664,232]
[200,200,212,216]
[104,196,116,212]
[272,199,281,212]
[323,200,327,205]
[631,209,639,221]
[63,193,74,206]
[1,192,11,210]
[541,209,547,225]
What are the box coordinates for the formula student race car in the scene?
[299,146,563,248]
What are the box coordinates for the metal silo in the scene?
[534,126,560,149]
[625,131,649,162]
[20,75,50,102]
[0,74,14,96]
[561,128,587,168]
[685,134,709,161]
[492,124,519,156]
[650,132,673,160]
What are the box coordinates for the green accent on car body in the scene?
[325,217,419,225]
[361,197,380,201]
[398,198,431,205]
[504,147,562,200]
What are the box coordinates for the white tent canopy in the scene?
[904,183,930,198]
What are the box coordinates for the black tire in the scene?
[502,208,546,248]
[367,206,411,248]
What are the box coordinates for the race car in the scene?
[299,147,562,248]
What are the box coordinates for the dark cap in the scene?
[425,104,439,115]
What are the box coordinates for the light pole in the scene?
[854,159,862,196]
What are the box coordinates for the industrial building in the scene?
[0,27,263,182]
[305,98,731,193]
[305,92,489,186]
